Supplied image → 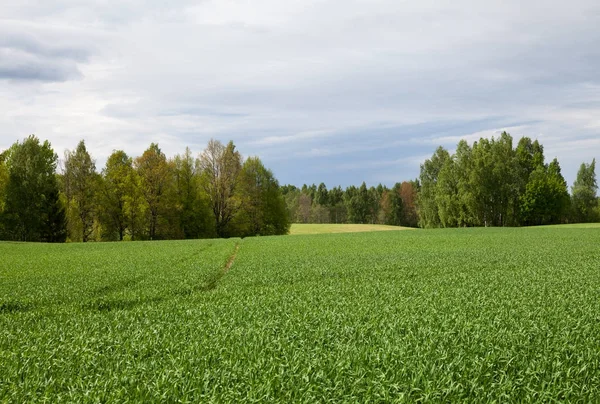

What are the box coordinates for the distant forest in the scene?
[0,132,598,242]
[286,132,598,228]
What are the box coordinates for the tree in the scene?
[434,141,476,227]
[238,156,290,235]
[198,139,242,237]
[63,140,98,242]
[0,151,8,217]
[367,186,381,224]
[123,165,145,240]
[520,159,570,225]
[515,137,545,224]
[347,182,371,224]
[399,181,419,227]
[468,134,519,227]
[282,186,300,224]
[546,159,571,224]
[381,183,403,226]
[172,148,213,238]
[436,156,460,227]
[135,143,172,240]
[489,132,519,226]
[316,183,329,207]
[328,186,347,224]
[1,135,66,242]
[571,159,598,223]
[418,146,450,227]
[415,133,572,227]
[97,150,133,240]
[296,193,312,223]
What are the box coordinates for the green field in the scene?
[2,227,600,402]
[289,223,414,234]
[536,222,600,229]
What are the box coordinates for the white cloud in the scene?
[1,0,599,186]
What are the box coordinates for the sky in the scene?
[1,0,599,188]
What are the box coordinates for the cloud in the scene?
[252,130,337,146]
[425,126,533,146]
[0,21,96,82]
[0,0,599,187]
[0,56,82,82]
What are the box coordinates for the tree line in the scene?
[279,132,598,228]
[281,181,419,227]
[0,132,598,242]
[0,136,290,242]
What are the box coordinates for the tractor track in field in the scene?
[224,243,240,273]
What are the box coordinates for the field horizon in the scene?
[2,226,600,401]
[289,223,416,235]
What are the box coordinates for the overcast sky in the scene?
[1,0,599,187]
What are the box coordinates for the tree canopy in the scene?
[0,135,66,242]
[0,132,596,242]
[0,137,290,242]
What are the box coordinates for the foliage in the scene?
[519,159,570,225]
[418,132,578,227]
[135,143,173,240]
[237,157,290,236]
[97,150,134,241]
[571,159,598,223]
[0,151,8,216]
[173,147,214,239]
[0,135,66,242]
[63,140,98,242]
[418,146,450,227]
[198,140,243,237]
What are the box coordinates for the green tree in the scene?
[282,186,300,224]
[468,134,519,226]
[418,146,450,227]
[367,186,381,224]
[238,156,290,235]
[490,132,519,226]
[347,182,370,224]
[520,159,570,225]
[198,139,242,237]
[135,143,172,240]
[173,147,213,238]
[436,156,460,227]
[515,137,545,224]
[97,150,134,240]
[1,135,66,242]
[123,166,145,240]
[381,183,403,226]
[328,186,346,224]
[515,138,544,180]
[571,159,598,223]
[0,151,8,217]
[316,183,329,207]
[63,140,98,242]
[433,140,475,227]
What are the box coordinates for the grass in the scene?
[289,223,414,235]
[535,222,600,229]
[1,227,600,402]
